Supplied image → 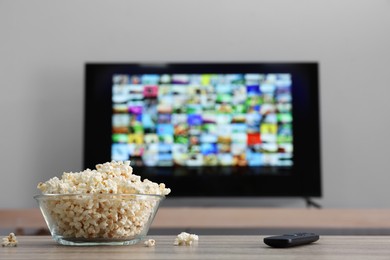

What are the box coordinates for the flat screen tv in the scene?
[84,63,321,198]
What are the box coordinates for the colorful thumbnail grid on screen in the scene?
[111,73,293,167]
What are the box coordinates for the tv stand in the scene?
[304,197,322,209]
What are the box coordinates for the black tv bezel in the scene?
[84,62,321,197]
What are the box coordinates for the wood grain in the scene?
[153,208,390,228]
[2,208,390,230]
[1,235,390,260]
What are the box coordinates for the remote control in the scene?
[263,232,320,248]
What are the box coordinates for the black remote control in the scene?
[264,232,320,248]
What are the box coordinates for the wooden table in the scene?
[1,235,390,260]
[3,208,390,235]
[153,208,390,229]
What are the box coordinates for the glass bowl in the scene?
[34,193,164,246]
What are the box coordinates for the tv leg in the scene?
[304,197,322,209]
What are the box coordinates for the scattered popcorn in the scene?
[2,233,18,247]
[174,232,199,246]
[36,161,170,240]
[144,239,156,247]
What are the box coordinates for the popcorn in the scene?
[2,233,18,247]
[144,239,156,247]
[36,161,170,240]
[37,161,171,196]
[174,232,199,246]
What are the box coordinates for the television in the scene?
[84,63,321,198]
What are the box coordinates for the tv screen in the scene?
[84,63,321,197]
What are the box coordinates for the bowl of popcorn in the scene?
[34,161,170,246]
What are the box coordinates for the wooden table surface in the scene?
[153,208,390,229]
[1,235,390,260]
[3,208,390,229]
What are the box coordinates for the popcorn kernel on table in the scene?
[2,233,18,247]
[174,232,199,246]
[144,239,156,247]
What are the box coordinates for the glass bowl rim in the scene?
[33,193,165,200]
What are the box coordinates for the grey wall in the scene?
[1,0,390,208]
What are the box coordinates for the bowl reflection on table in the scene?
[34,193,164,246]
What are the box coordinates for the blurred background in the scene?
[1,0,390,209]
